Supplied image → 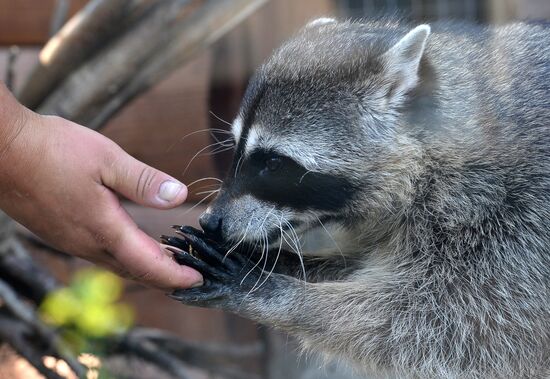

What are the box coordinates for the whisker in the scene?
[191,183,221,194]
[282,220,307,283]
[208,145,235,156]
[281,227,301,258]
[210,130,229,145]
[225,221,250,257]
[316,216,347,268]
[226,235,246,256]
[282,220,302,255]
[183,128,233,141]
[167,127,233,152]
[299,170,314,184]
[182,190,218,215]
[279,230,307,289]
[280,227,300,257]
[249,230,270,293]
[187,177,223,188]
[234,154,244,178]
[256,217,285,289]
[195,189,220,197]
[210,139,234,148]
[209,110,233,127]
[240,207,275,287]
[183,139,234,176]
[241,238,265,287]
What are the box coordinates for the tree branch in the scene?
[36,0,267,130]
[0,239,60,303]
[128,328,263,359]
[17,0,152,110]
[110,327,263,379]
[0,278,86,378]
[36,0,199,122]
[116,333,191,379]
[86,0,268,130]
[0,313,66,379]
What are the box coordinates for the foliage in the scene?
[40,268,134,351]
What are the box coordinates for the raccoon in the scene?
[166,18,550,378]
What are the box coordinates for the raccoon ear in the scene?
[305,17,336,28]
[382,24,430,100]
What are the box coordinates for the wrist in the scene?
[0,82,40,169]
[0,82,33,156]
[0,84,41,191]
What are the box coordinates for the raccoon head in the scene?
[200,20,430,255]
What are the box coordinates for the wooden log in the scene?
[35,0,204,122]
[86,0,269,130]
[17,0,152,109]
[37,0,267,130]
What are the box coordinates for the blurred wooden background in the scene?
[0,1,548,378]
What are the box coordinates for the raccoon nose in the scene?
[199,212,223,239]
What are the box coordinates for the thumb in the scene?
[102,145,187,209]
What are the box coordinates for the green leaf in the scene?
[40,288,81,325]
[73,269,123,305]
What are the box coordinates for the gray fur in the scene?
[200,19,550,378]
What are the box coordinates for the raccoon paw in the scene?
[163,226,259,309]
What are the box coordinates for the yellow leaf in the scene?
[73,269,123,305]
[40,288,82,326]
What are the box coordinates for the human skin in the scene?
[0,83,203,290]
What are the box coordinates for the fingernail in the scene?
[188,269,204,287]
[191,280,204,288]
[158,180,184,202]
[180,266,204,288]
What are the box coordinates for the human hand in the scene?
[0,86,203,290]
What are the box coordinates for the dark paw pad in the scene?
[162,225,259,308]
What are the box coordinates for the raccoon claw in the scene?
[169,225,248,268]
[164,226,258,309]
[168,249,212,274]
[177,225,207,238]
[160,235,189,251]
[182,232,247,269]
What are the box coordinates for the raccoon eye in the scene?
[265,156,283,172]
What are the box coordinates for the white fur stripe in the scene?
[231,117,243,143]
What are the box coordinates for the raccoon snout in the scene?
[199,211,223,240]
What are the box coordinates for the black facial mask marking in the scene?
[227,150,358,211]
